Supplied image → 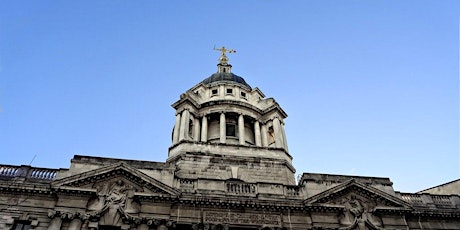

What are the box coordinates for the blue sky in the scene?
[0,1,459,192]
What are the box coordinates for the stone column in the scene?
[280,121,289,151]
[238,114,245,145]
[179,109,190,141]
[220,112,226,143]
[273,117,284,148]
[68,218,82,230]
[201,115,208,142]
[254,121,261,147]
[194,117,200,141]
[47,217,62,230]
[261,124,268,147]
[172,113,181,144]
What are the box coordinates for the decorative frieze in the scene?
[204,211,281,226]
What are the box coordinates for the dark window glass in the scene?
[226,124,236,137]
[13,221,31,230]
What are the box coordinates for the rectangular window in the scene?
[226,124,236,137]
[240,91,247,99]
[226,88,233,95]
[211,89,219,96]
[13,221,31,230]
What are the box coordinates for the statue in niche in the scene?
[267,126,275,146]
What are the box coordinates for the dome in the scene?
[202,72,252,89]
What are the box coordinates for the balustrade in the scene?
[0,164,57,180]
[431,195,452,206]
[0,165,20,177]
[400,193,458,208]
[400,193,423,204]
[226,182,256,194]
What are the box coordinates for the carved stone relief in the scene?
[204,211,281,226]
[333,194,383,230]
[87,179,141,227]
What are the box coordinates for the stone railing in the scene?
[399,192,459,208]
[400,193,424,204]
[0,165,20,177]
[431,195,454,206]
[0,165,58,181]
[226,182,256,195]
[285,185,300,197]
[179,178,195,189]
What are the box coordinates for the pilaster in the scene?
[220,112,226,143]
[173,113,181,144]
[201,115,208,142]
[254,121,261,147]
[238,114,245,145]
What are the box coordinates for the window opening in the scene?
[13,221,31,230]
[211,89,219,96]
[240,91,247,99]
[188,119,194,138]
[226,88,233,95]
[226,123,236,137]
[268,126,275,145]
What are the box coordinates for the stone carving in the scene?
[192,222,210,230]
[47,210,81,220]
[204,211,281,226]
[349,197,364,219]
[86,179,140,226]
[337,195,383,230]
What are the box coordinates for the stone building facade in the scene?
[1,48,459,230]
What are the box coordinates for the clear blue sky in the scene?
[1,1,459,193]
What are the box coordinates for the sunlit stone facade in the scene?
[1,49,459,230]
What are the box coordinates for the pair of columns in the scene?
[173,109,200,144]
[217,112,246,145]
[259,117,287,150]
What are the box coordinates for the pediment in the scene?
[305,179,411,210]
[52,162,179,196]
[172,94,201,110]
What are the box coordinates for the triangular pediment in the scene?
[52,162,179,196]
[305,179,411,210]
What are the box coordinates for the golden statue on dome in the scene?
[214,45,236,56]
